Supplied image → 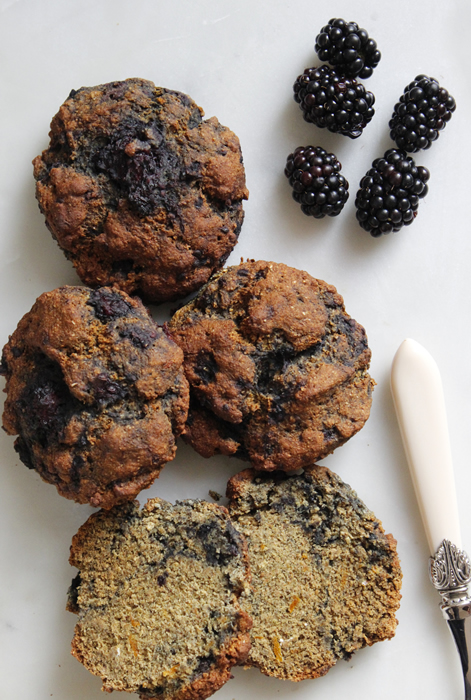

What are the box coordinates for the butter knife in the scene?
[391,338,471,698]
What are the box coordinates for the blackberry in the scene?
[355,149,430,236]
[389,75,456,153]
[315,18,381,79]
[285,146,349,218]
[293,65,375,139]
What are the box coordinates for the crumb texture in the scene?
[167,260,373,470]
[68,498,252,700]
[33,78,248,303]
[1,286,189,508]
[227,466,402,681]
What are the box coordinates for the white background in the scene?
[1,1,470,699]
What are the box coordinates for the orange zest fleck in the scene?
[162,664,180,677]
[272,636,283,664]
[128,634,139,658]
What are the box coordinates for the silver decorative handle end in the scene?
[430,541,471,698]
[430,540,471,610]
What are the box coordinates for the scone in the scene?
[227,466,402,681]
[167,260,373,471]
[0,286,189,508]
[33,78,248,303]
[67,498,252,700]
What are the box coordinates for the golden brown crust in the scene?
[33,78,248,304]
[167,260,374,470]
[1,286,189,508]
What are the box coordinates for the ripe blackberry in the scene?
[285,146,349,218]
[315,18,381,79]
[355,149,430,236]
[389,75,456,153]
[293,65,375,139]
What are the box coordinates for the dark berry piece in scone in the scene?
[227,466,402,681]
[0,286,189,508]
[32,78,248,304]
[166,260,373,471]
[67,498,252,699]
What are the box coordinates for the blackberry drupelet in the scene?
[293,65,375,139]
[285,146,349,218]
[389,75,456,153]
[355,149,430,237]
[315,18,381,79]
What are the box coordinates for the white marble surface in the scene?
[0,1,470,698]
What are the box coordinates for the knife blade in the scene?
[391,338,471,699]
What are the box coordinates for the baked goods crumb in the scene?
[67,497,252,699]
[227,466,402,681]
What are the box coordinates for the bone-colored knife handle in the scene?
[391,338,461,555]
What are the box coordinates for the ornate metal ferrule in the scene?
[429,539,471,609]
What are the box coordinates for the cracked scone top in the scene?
[227,466,402,681]
[167,260,374,470]
[0,286,189,508]
[33,78,248,303]
[67,498,252,700]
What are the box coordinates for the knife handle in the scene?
[390,338,461,555]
